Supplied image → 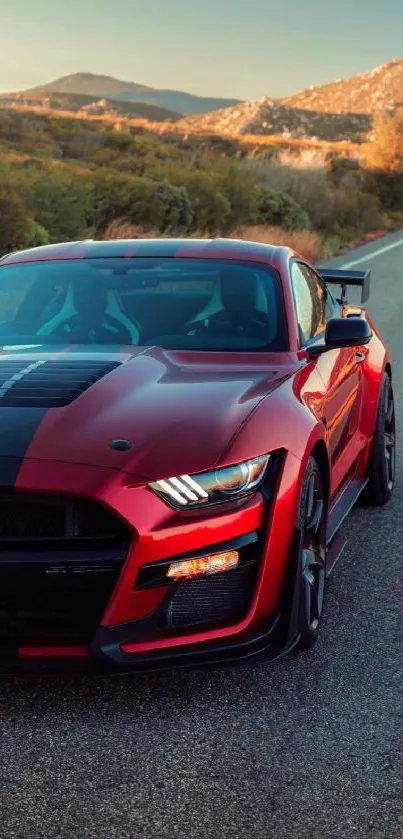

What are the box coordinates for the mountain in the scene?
[22,73,241,115]
[280,59,403,115]
[178,97,370,142]
[0,90,179,122]
[8,59,403,143]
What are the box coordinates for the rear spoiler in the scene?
[318,268,371,305]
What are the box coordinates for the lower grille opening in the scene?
[0,564,123,638]
[165,563,258,630]
[0,492,131,640]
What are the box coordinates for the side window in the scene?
[291,262,334,344]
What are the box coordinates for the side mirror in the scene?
[310,316,372,356]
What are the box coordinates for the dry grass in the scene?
[232,225,324,262]
[103,220,216,241]
[102,219,324,263]
[103,220,159,239]
[223,132,360,154]
[0,103,155,131]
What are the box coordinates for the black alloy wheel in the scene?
[296,458,327,651]
[365,372,396,505]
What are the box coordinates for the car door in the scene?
[290,261,366,493]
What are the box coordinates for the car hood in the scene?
[0,345,301,481]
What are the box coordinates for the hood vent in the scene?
[0,359,121,408]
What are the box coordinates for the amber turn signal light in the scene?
[167,550,240,581]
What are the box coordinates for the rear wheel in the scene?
[365,372,396,505]
[296,458,327,651]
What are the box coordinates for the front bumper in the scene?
[0,451,304,673]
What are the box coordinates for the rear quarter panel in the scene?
[356,308,391,477]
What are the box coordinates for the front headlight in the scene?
[149,454,270,509]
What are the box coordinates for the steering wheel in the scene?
[190,309,269,337]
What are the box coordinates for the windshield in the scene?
[0,257,287,352]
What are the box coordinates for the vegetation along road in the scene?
[0,232,403,839]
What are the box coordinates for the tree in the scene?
[366,109,403,173]
[0,184,33,255]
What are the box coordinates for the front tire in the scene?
[296,458,327,651]
[365,372,396,505]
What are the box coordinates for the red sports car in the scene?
[0,238,395,672]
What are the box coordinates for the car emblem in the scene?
[110,439,132,451]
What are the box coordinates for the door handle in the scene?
[355,351,365,362]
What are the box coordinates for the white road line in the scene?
[341,237,403,269]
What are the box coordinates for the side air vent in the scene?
[0,359,120,407]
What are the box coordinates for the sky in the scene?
[1,0,403,100]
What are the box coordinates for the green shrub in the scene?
[241,159,334,231]
[332,187,384,233]
[25,169,94,241]
[92,171,157,231]
[327,157,362,187]
[0,184,33,254]
[26,220,50,247]
[91,171,193,235]
[156,168,232,232]
[257,187,311,230]
[364,171,403,211]
[211,164,259,230]
[154,180,193,233]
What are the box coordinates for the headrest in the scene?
[188,266,268,325]
[37,285,77,336]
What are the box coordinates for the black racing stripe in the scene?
[0,345,76,487]
[0,343,118,489]
[0,407,48,486]
[0,347,76,657]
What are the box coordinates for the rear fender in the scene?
[357,321,391,478]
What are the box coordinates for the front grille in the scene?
[0,492,126,545]
[0,492,131,639]
[165,564,257,629]
[0,359,120,407]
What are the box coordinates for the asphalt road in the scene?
[1,232,403,839]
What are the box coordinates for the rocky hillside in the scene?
[281,59,403,114]
[178,97,370,142]
[21,73,241,115]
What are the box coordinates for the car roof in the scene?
[0,238,298,270]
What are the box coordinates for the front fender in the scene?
[216,366,327,469]
[215,369,329,620]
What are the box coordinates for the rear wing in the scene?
[318,268,371,305]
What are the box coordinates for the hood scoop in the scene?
[0,359,121,408]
